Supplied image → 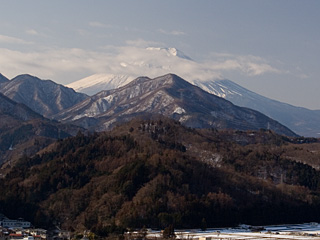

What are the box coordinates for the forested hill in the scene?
[1,117,320,236]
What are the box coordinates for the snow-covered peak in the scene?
[146,47,193,60]
[67,74,135,96]
[66,46,221,95]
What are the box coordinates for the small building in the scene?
[26,230,46,240]
[0,218,31,229]
[8,233,24,240]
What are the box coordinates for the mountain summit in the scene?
[146,47,193,60]
[0,74,88,117]
[66,47,196,94]
[55,74,297,136]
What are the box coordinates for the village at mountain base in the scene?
[0,214,65,240]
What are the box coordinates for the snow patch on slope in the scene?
[189,79,243,98]
[67,74,135,96]
[174,107,186,114]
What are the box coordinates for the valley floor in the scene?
[146,223,320,239]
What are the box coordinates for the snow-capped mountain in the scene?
[67,74,135,96]
[146,47,193,60]
[68,72,320,137]
[0,74,88,117]
[55,74,297,137]
[64,43,320,137]
[66,47,198,94]
[190,79,320,137]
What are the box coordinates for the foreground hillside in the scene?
[0,93,81,166]
[0,117,320,236]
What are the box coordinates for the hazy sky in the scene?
[0,0,320,109]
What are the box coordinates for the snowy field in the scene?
[146,223,320,239]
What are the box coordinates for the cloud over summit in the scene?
[0,43,283,84]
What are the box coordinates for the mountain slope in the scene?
[55,74,297,137]
[68,71,320,137]
[0,93,81,166]
[0,73,9,84]
[190,79,320,137]
[64,44,320,137]
[0,92,43,122]
[0,118,319,232]
[0,74,88,117]
[67,74,135,96]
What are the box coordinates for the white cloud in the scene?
[299,73,309,79]
[0,43,283,84]
[76,29,90,37]
[89,21,113,28]
[246,62,280,76]
[25,29,39,36]
[25,29,48,38]
[125,39,165,48]
[207,53,282,77]
[158,29,186,36]
[0,34,33,45]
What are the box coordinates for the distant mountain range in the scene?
[65,46,320,137]
[55,74,297,136]
[0,72,301,165]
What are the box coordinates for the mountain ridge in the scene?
[0,73,9,83]
[0,92,43,122]
[67,72,320,137]
[0,92,82,165]
[192,79,320,137]
[55,74,297,137]
[0,74,88,117]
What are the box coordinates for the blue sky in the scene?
[0,0,320,109]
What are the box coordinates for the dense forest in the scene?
[1,117,320,237]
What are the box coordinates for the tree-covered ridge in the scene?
[1,117,320,236]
